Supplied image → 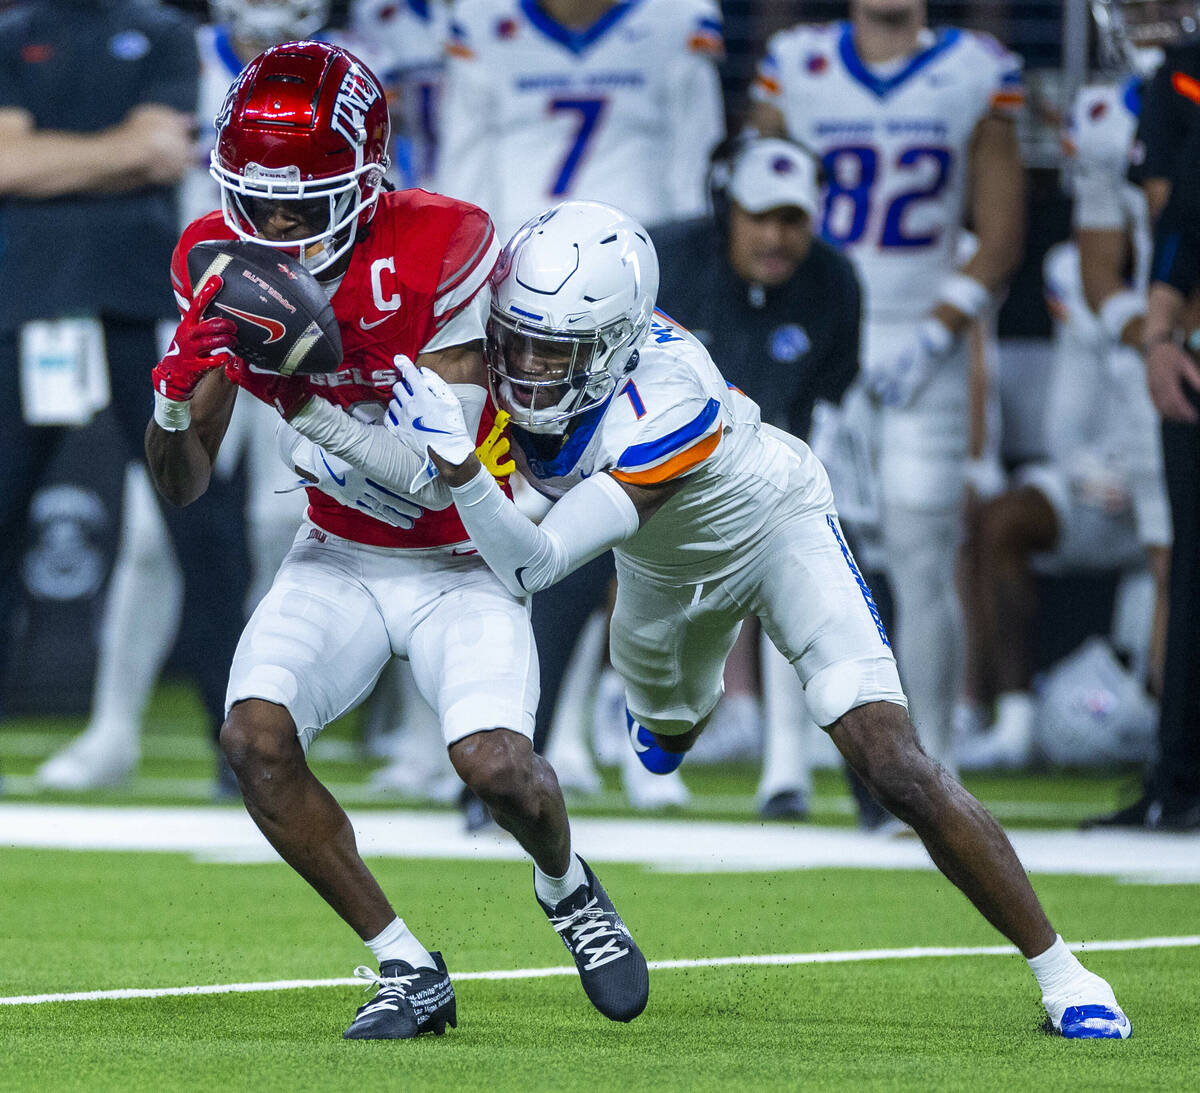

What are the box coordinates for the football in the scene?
[185,240,343,375]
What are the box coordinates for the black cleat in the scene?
[538,858,648,1022]
[759,789,810,821]
[343,952,457,1040]
[1081,795,1153,830]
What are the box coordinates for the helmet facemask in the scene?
[212,158,384,275]
[486,310,636,434]
[211,0,332,46]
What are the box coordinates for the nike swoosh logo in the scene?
[413,416,453,435]
[215,303,286,344]
[164,340,180,357]
[514,566,529,591]
[359,315,390,331]
[451,547,478,556]
[319,452,346,487]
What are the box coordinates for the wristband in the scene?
[936,273,991,321]
[917,316,956,358]
[1098,289,1145,344]
[153,391,191,432]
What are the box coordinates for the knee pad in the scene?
[804,656,907,728]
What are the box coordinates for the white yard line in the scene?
[2,803,1198,879]
[2,935,1197,1007]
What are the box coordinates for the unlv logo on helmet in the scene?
[209,41,391,275]
[330,68,383,146]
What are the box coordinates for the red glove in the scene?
[224,355,311,420]
[152,277,237,401]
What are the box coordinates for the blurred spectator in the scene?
[0,0,252,793]
[436,0,725,239]
[1086,29,1200,830]
[750,0,1027,776]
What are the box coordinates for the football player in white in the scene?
[435,0,725,240]
[958,0,1182,769]
[384,199,1131,1039]
[748,1,1027,776]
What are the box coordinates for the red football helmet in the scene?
[210,41,390,274]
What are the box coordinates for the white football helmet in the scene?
[1091,0,1199,76]
[211,0,332,46]
[486,201,659,434]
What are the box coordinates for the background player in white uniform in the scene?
[957,0,1177,768]
[351,0,449,188]
[436,0,725,239]
[750,0,1027,775]
[385,199,1132,1040]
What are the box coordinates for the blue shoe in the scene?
[627,709,685,774]
[1058,1004,1132,1040]
[1044,972,1131,1040]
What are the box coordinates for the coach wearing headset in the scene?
[650,136,882,825]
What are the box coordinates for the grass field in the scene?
[2,687,1198,1091]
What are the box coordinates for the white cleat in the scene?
[1042,971,1131,1040]
[619,747,690,810]
[36,729,138,791]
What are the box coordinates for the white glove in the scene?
[278,423,424,529]
[864,318,955,408]
[386,355,475,464]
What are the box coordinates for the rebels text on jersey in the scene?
[753,22,1023,323]
[170,189,501,549]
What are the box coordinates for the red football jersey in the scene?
[171,190,503,548]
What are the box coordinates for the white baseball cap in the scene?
[727,139,819,218]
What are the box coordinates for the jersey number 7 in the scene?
[547,97,609,196]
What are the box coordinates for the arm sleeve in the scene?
[449,465,640,596]
[288,397,454,510]
[435,20,496,213]
[664,7,725,222]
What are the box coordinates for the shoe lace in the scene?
[550,898,630,971]
[352,965,421,1016]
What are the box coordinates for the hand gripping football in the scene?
[185,240,343,375]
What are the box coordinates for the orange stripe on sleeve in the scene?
[754,74,782,97]
[1173,71,1200,104]
[611,431,720,486]
[446,42,475,60]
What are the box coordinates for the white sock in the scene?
[365,916,435,970]
[534,852,587,907]
[1026,934,1086,998]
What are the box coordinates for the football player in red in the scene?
[145,42,647,1039]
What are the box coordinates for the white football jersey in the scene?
[436,0,725,240]
[351,0,449,187]
[753,22,1023,323]
[511,314,832,584]
[1064,77,1152,291]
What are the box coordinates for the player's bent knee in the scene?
[450,729,536,810]
[220,699,301,774]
